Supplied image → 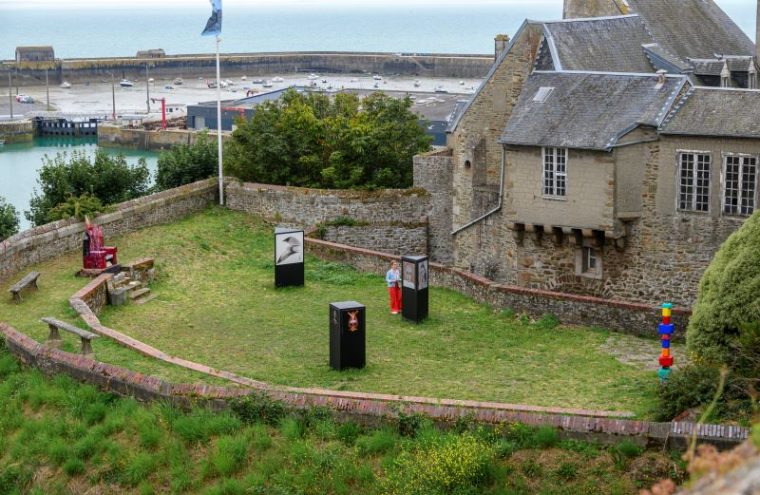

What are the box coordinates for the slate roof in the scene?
[542,15,656,73]
[499,71,687,150]
[642,43,693,73]
[625,0,754,59]
[659,87,760,138]
[689,57,754,76]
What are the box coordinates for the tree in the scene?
[225,90,432,189]
[48,194,109,222]
[687,210,760,364]
[155,132,218,191]
[26,150,150,226]
[0,196,20,240]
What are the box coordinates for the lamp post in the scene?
[106,71,116,120]
[145,63,150,114]
[6,70,12,119]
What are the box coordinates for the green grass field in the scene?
[0,347,686,495]
[0,206,673,416]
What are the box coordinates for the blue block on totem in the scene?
[658,367,672,382]
[661,339,671,349]
[658,323,674,335]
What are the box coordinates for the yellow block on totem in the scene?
[662,308,672,318]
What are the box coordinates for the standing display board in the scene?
[401,255,429,323]
[274,228,304,288]
[329,301,366,370]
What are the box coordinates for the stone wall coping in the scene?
[227,180,427,199]
[304,236,692,316]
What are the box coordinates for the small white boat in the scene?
[263,80,273,88]
[172,78,184,85]
[373,74,383,80]
[148,77,155,83]
[119,79,134,87]
[307,73,319,80]
[251,78,265,84]
[272,76,284,83]
[434,85,448,93]
[459,80,465,85]
[240,75,247,81]
[60,81,71,89]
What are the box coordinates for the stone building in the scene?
[414,0,760,307]
[15,46,55,62]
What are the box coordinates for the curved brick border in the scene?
[0,323,749,448]
[67,272,634,419]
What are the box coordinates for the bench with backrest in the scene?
[8,271,40,303]
[41,317,99,357]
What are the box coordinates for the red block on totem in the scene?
[662,316,671,325]
[659,355,674,367]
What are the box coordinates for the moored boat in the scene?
[119,79,134,87]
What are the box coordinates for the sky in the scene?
[0,0,750,8]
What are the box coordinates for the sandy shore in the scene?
[0,73,481,118]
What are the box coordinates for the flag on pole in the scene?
[201,0,222,36]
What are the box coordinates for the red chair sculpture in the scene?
[82,218,118,270]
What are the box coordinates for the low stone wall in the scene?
[305,237,691,338]
[98,125,230,151]
[0,179,218,284]
[0,323,747,448]
[226,181,429,228]
[320,224,427,256]
[0,120,34,143]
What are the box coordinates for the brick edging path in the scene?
[0,323,750,448]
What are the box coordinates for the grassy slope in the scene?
[2,206,662,415]
[0,348,685,495]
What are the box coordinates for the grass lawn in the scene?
[0,349,687,495]
[0,206,673,416]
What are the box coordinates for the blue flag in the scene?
[201,0,222,36]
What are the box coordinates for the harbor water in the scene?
[0,137,158,230]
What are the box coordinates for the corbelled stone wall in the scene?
[98,125,227,151]
[0,179,218,284]
[225,181,429,227]
[321,225,427,256]
[413,149,454,264]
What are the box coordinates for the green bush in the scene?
[225,89,432,189]
[230,392,287,426]
[47,193,110,222]
[532,426,560,449]
[155,132,218,191]
[382,433,495,495]
[688,210,760,363]
[356,428,398,455]
[26,149,150,226]
[0,196,19,240]
[210,435,249,477]
[655,365,721,421]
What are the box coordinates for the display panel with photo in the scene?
[418,259,429,290]
[275,231,304,265]
[402,260,416,289]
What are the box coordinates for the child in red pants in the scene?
[386,260,402,314]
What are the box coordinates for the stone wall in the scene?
[98,125,229,151]
[413,149,455,263]
[0,179,217,284]
[321,225,427,256]
[11,52,494,85]
[0,119,34,143]
[305,236,691,339]
[225,181,429,227]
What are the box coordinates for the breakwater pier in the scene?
[4,51,494,85]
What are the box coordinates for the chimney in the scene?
[749,61,757,89]
[494,34,510,61]
[655,69,667,88]
[720,61,731,88]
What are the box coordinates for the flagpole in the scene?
[215,35,224,206]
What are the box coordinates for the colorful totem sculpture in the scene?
[658,302,674,382]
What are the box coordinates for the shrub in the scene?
[0,196,19,240]
[382,433,495,495]
[230,392,287,426]
[532,426,560,449]
[336,422,361,445]
[655,365,721,421]
[688,210,760,363]
[614,439,644,460]
[225,89,432,189]
[210,435,249,477]
[47,193,110,222]
[155,132,218,190]
[397,411,430,437]
[26,149,150,226]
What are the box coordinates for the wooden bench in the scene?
[8,271,40,303]
[41,317,99,357]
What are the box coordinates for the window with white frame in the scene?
[678,152,711,212]
[576,245,602,278]
[723,155,758,216]
[542,147,567,197]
